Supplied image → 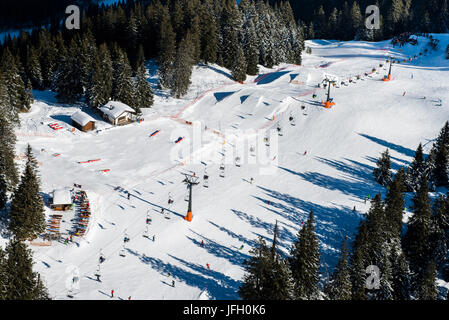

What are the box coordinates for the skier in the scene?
[239,245,244,250]
[200,240,204,247]
[206,263,210,270]
[111,290,114,298]
[127,193,131,200]
[64,238,69,245]
[172,280,175,287]
[161,208,165,214]
[312,93,317,99]
[70,235,73,242]
[403,91,406,96]
[303,151,307,156]
[353,206,356,212]
[250,177,254,185]
[153,235,155,242]
[96,273,101,282]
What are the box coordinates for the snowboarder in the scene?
[111,290,114,298]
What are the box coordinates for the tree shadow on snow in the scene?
[138,253,240,299]
[358,133,416,158]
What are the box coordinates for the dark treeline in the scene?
[271,0,449,41]
[0,0,81,31]
[241,122,449,300]
[0,0,303,106]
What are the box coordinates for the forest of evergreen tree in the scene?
[272,0,449,41]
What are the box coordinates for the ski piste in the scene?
[7,34,449,299]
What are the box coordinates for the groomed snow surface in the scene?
[6,34,449,300]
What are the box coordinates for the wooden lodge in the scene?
[99,101,137,125]
[51,189,73,211]
[71,111,96,132]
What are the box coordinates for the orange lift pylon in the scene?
[383,57,392,82]
[183,173,200,222]
[321,78,336,109]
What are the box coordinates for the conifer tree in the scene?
[200,0,218,64]
[289,210,320,299]
[170,34,194,98]
[407,143,427,192]
[373,149,392,187]
[1,49,29,113]
[0,106,18,189]
[9,145,46,241]
[325,237,352,300]
[243,20,259,75]
[2,238,50,300]
[350,221,369,300]
[0,161,8,210]
[239,223,293,300]
[385,168,406,237]
[231,47,247,83]
[403,176,432,281]
[26,46,43,90]
[417,260,437,300]
[55,39,84,103]
[158,13,176,90]
[134,62,154,111]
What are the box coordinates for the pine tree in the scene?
[54,39,84,103]
[1,49,29,113]
[239,222,293,300]
[350,221,369,300]
[385,168,406,237]
[26,46,43,90]
[0,160,7,210]
[9,145,46,241]
[373,149,392,187]
[2,238,50,300]
[0,106,18,189]
[406,143,427,192]
[243,20,259,76]
[417,260,437,300]
[200,0,218,64]
[325,237,352,300]
[170,34,194,98]
[134,62,154,112]
[231,47,247,83]
[289,210,321,299]
[158,13,176,90]
[390,245,412,300]
[111,50,135,107]
[403,176,432,282]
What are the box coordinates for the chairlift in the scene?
[119,245,126,257]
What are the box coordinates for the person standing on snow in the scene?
[127,193,131,200]
[111,290,114,298]
[172,280,175,287]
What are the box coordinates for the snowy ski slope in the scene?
[7,34,449,299]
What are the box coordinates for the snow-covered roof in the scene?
[71,111,96,126]
[52,189,72,205]
[99,101,136,119]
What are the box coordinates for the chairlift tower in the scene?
[321,75,337,108]
[383,56,393,81]
[182,173,200,222]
